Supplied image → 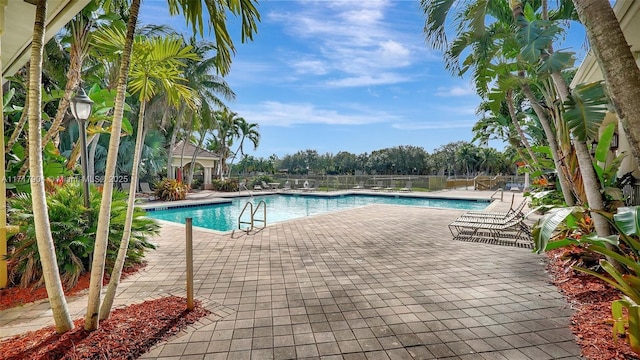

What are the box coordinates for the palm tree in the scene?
[167,38,235,180]
[96,32,198,320]
[84,0,141,332]
[572,0,640,166]
[227,117,260,177]
[84,0,260,331]
[420,0,577,204]
[211,108,241,180]
[27,0,74,333]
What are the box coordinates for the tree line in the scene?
[233,142,519,177]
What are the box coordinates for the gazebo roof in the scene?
[172,141,220,160]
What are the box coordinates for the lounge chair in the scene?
[384,181,396,192]
[140,182,156,199]
[120,182,131,193]
[371,181,384,191]
[399,181,412,192]
[254,184,262,191]
[261,181,272,190]
[457,196,526,222]
[448,209,532,248]
[353,181,365,190]
[283,180,291,191]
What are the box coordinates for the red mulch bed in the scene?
[0,263,145,311]
[545,247,639,359]
[0,296,210,360]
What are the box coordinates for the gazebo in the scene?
[171,141,220,190]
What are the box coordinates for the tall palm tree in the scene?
[572,0,640,166]
[167,38,234,180]
[211,108,241,180]
[227,117,259,177]
[84,0,141,332]
[420,0,577,204]
[84,0,260,331]
[27,0,74,333]
[95,32,198,320]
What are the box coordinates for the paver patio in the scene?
[1,191,582,359]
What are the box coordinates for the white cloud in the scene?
[291,59,329,75]
[236,101,397,127]
[392,120,477,130]
[325,73,410,87]
[434,85,476,97]
[268,1,420,87]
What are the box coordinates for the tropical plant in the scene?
[211,179,239,192]
[92,30,198,320]
[7,182,159,289]
[154,179,189,201]
[533,206,640,354]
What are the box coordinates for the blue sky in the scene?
[140,0,588,159]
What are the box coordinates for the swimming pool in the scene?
[146,194,489,232]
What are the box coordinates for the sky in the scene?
[139,0,589,159]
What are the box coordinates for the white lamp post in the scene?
[70,87,93,210]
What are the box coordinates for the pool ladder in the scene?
[238,200,267,232]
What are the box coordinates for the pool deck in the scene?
[0,189,582,359]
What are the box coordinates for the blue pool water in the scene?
[146,194,489,232]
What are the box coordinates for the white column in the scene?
[204,167,211,185]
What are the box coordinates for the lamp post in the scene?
[70,87,93,210]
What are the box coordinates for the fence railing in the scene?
[266,175,449,192]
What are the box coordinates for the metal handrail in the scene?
[252,200,267,229]
[490,188,504,202]
[238,201,254,231]
[239,183,253,198]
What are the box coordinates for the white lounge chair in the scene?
[384,181,396,192]
[139,182,156,200]
[283,181,291,191]
[371,181,384,191]
[261,181,272,190]
[353,181,365,190]
[120,182,131,193]
[400,181,412,192]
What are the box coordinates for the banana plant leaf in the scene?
[532,206,581,253]
[564,81,608,142]
[614,207,640,237]
[595,122,616,163]
[537,50,574,74]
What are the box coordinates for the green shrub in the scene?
[251,175,275,188]
[154,179,189,201]
[211,179,239,192]
[7,182,159,288]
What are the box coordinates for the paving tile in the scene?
[4,194,583,360]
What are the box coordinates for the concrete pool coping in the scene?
[138,189,496,212]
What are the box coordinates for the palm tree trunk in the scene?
[85,0,140,332]
[506,89,537,163]
[179,111,194,181]
[42,16,88,148]
[28,0,74,334]
[188,130,206,188]
[167,104,185,179]
[521,83,575,205]
[573,0,640,166]
[100,99,147,320]
[5,98,28,153]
